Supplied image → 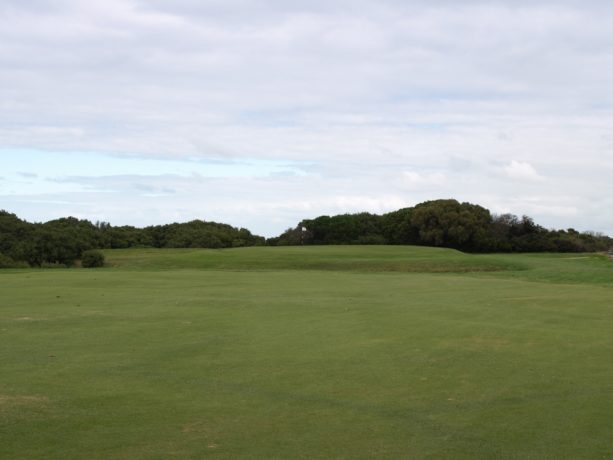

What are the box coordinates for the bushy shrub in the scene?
[0,253,28,269]
[81,250,105,268]
[0,252,16,268]
[40,262,69,268]
[355,235,386,245]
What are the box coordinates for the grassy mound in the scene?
[104,245,526,273]
[102,245,613,286]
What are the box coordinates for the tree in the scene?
[410,199,492,250]
[82,250,105,268]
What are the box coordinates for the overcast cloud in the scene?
[1,0,613,236]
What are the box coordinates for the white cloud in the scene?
[402,171,447,188]
[504,161,544,181]
[1,1,613,235]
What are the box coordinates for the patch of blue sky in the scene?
[0,148,310,196]
[2,148,308,180]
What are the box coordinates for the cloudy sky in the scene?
[2,0,613,236]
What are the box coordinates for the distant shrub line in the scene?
[267,199,613,253]
[0,212,264,268]
[1,199,611,268]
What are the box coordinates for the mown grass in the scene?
[1,246,613,459]
[104,245,527,273]
[105,245,613,285]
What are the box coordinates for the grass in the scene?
[1,245,613,459]
[104,245,527,273]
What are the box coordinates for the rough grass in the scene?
[1,246,613,459]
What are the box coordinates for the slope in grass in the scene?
[102,245,613,286]
[103,245,526,274]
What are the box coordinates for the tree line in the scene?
[267,199,613,253]
[1,199,611,268]
[0,211,264,268]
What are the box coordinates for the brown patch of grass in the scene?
[439,336,512,351]
[181,421,213,434]
[181,421,221,448]
[0,394,49,408]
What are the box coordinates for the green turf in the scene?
[1,246,613,459]
[104,245,527,273]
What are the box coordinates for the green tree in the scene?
[82,250,105,268]
[410,199,492,250]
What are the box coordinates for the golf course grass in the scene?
[2,246,613,459]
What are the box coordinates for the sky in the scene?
[1,0,613,237]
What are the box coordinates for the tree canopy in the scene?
[1,200,611,268]
[268,199,612,253]
[0,211,264,267]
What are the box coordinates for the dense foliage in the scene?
[2,199,611,268]
[81,250,105,268]
[0,211,264,267]
[268,199,613,253]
